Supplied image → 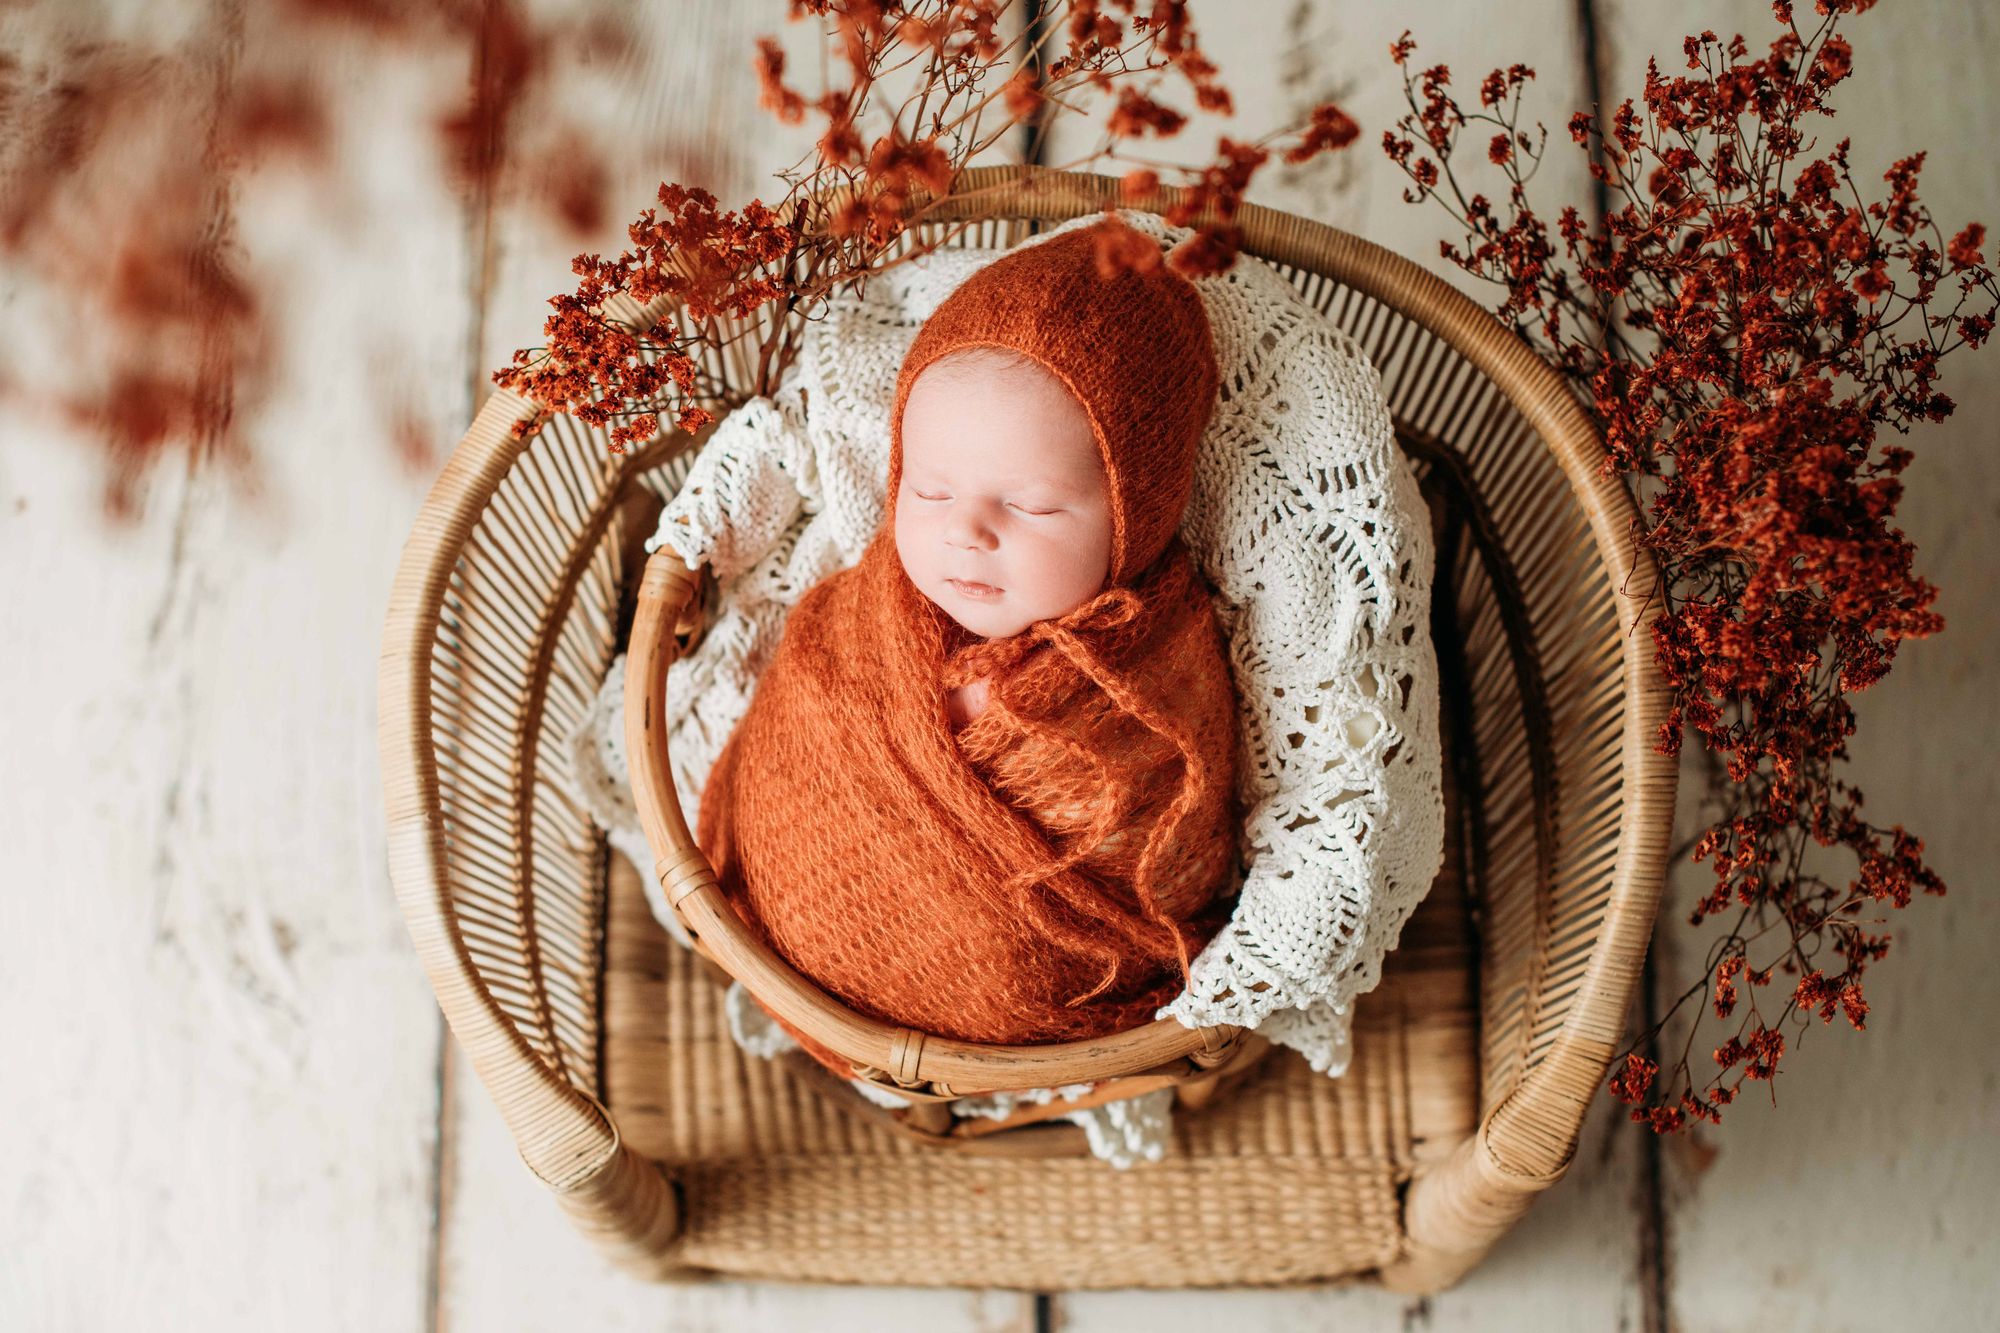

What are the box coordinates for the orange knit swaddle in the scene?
[695,223,1242,1080]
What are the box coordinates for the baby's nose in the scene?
[945,507,1000,550]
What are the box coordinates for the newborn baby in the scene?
[695,222,1244,1082]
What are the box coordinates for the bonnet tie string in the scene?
[944,585,1212,1005]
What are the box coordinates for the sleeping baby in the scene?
[693,222,1245,1079]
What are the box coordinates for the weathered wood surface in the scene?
[0,2,1993,1330]
[0,4,463,1330]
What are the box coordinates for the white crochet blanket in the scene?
[568,209,1445,1167]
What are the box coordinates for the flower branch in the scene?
[1385,1,1987,1132]
[494,0,1358,452]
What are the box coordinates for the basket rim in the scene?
[619,165,1676,1106]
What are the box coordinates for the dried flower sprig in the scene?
[0,1,651,518]
[1384,1,1989,1132]
[494,0,1357,452]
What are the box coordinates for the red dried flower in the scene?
[755,37,806,124]
[1120,168,1161,203]
[818,102,865,168]
[1160,137,1270,275]
[1713,951,1744,1018]
[498,1,1360,462]
[1002,69,1042,122]
[1839,979,1869,1029]
[1853,260,1891,301]
[1091,211,1162,277]
[866,130,953,199]
[1194,82,1233,115]
[1284,103,1360,164]
[1107,88,1187,140]
[1948,222,1986,270]
[1610,1051,1659,1103]
[1383,12,1987,1134]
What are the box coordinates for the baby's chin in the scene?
[940,601,1028,641]
[927,584,1034,641]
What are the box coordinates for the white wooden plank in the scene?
[1593,2,2000,1329]
[439,3,1034,1325]
[0,4,471,1329]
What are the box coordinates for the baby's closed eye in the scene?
[909,485,1060,516]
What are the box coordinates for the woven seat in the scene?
[601,736,1469,1285]
[378,167,1676,1292]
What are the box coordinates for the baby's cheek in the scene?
[1031,526,1101,589]
[891,512,926,580]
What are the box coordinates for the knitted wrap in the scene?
[694,222,1243,1076]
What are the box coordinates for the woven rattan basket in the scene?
[377,166,1676,1292]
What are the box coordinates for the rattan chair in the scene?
[377,166,1676,1292]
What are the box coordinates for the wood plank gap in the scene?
[1021,13,1055,1324]
[436,2,508,1330]
[1571,0,1671,1329]
[462,0,506,421]
[430,1033,455,1333]
[1020,0,1053,168]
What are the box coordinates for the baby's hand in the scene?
[945,676,991,728]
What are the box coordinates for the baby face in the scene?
[894,349,1114,640]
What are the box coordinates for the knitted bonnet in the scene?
[887,220,1220,587]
